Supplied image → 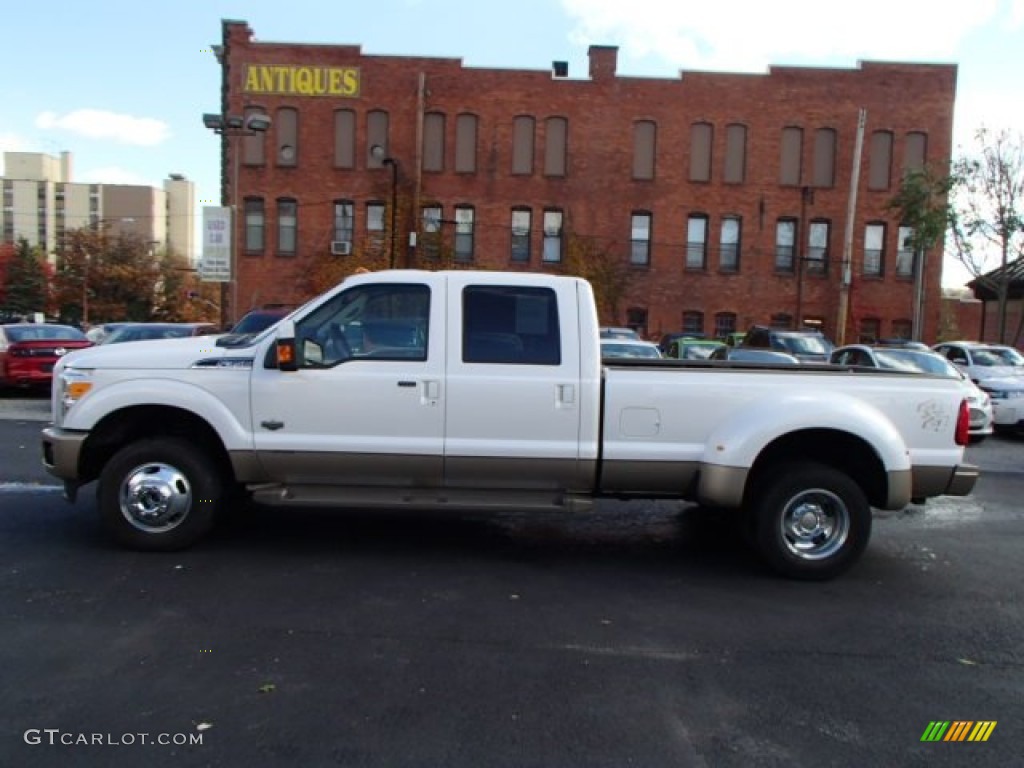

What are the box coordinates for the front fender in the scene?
[63,376,252,451]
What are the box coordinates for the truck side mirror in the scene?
[276,320,298,371]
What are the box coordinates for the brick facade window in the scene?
[859,317,881,343]
[775,218,796,272]
[454,206,475,262]
[868,131,893,190]
[770,313,793,329]
[904,131,928,175]
[421,205,442,260]
[243,108,268,166]
[544,117,567,177]
[690,122,713,182]
[807,219,830,275]
[719,216,741,272]
[334,109,355,168]
[896,225,915,276]
[714,312,737,337]
[367,111,389,167]
[423,112,445,172]
[724,124,747,184]
[779,127,802,186]
[626,307,648,338]
[633,120,656,180]
[367,202,386,251]
[682,311,704,335]
[863,222,885,277]
[813,128,836,188]
[631,212,652,266]
[512,116,534,175]
[277,198,297,255]
[542,209,563,262]
[686,214,708,269]
[276,107,298,167]
[333,200,354,244]
[456,114,478,173]
[511,208,531,262]
[244,198,264,252]
[891,318,913,339]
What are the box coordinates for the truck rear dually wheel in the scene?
[98,438,223,551]
[752,461,871,580]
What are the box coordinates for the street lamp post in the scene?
[202,112,272,327]
[370,144,399,268]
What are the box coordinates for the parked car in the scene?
[709,346,800,364]
[830,344,994,442]
[658,332,703,355]
[600,339,662,359]
[216,306,293,347]
[599,326,641,341]
[99,322,220,345]
[666,338,726,360]
[933,341,1024,382]
[85,322,131,344]
[740,325,834,363]
[721,332,746,347]
[974,376,1024,435]
[0,323,92,389]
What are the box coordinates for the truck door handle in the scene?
[397,381,416,387]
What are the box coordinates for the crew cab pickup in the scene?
[41,270,979,579]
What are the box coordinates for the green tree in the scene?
[560,233,633,324]
[2,238,49,316]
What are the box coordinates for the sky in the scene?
[3,0,1023,288]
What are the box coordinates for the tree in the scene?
[949,127,1024,343]
[1,238,49,317]
[560,233,633,324]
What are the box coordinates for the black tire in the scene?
[751,461,871,580]
[97,438,224,551]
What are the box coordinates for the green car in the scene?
[667,338,727,360]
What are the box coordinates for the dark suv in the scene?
[740,325,834,363]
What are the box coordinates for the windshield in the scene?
[102,325,195,344]
[982,346,1024,367]
[874,349,959,377]
[6,325,86,342]
[779,335,832,356]
[602,342,660,358]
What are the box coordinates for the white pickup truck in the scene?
[42,270,978,579]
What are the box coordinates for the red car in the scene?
[0,324,93,389]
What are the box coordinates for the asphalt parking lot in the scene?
[0,395,1021,767]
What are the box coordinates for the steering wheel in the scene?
[326,324,352,360]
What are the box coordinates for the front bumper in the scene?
[41,426,86,483]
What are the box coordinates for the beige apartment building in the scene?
[0,151,195,261]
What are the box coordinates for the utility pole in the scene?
[836,108,867,345]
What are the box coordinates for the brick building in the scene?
[209,19,956,342]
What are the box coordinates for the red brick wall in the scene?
[219,21,956,343]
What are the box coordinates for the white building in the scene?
[0,151,195,261]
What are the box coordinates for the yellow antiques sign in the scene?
[243,65,360,97]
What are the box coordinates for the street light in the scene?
[202,112,272,327]
[370,144,399,268]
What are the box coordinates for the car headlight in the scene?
[57,367,94,425]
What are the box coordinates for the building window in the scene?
[367,111,389,167]
[891,319,913,339]
[421,205,442,260]
[813,128,836,187]
[690,122,713,182]
[904,131,928,175]
[455,113,478,173]
[807,220,830,275]
[686,214,708,269]
[333,200,354,244]
[863,223,885,277]
[780,127,803,186]
[512,116,535,175]
[276,107,298,166]
[244,198,264,252]
[682,311,704,335]
[334,109,355,168]
[367,202,386,250]
[633,120,656,180]
[719,216,741,272]
[626,308,648,338]
[714,312,737,337]
[631,212,652,266]
[276,198,297,255]
[859,318,881,343]
[511,208,531,262]
[454,206,475,262]
[896,225,915,276]
[542,210,563,262]
[775,218,796,273]
[544,117,567,177]
[242,108,268,166]
[423,112,445,172]
[770,313,793,329]
[868,130,893,190]
[724,124,747,184]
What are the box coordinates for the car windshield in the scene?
[602,342,660,358]
[6,325,86,342]
[982,346,1024,367]
[874,349,959,377]
[102,325,195,343]
[971,349,1011,367]
[681,344,722,360]
[779,335,831,355]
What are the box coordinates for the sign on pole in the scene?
[200,206,232,282]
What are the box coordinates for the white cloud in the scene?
[35,109,170,146]
[77,166,160,187]
[561,0,1005,73]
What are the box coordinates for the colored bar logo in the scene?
[921,721,997,742]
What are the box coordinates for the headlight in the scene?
[57,367,93,425]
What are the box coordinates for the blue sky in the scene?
[3,0,1023,287]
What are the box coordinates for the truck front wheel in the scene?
[98,438,223,551]
[752,462,871,580]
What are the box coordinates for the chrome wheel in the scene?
[118,462,193,533]
[778,489,850,561]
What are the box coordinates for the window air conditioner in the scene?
[330,240,352,256]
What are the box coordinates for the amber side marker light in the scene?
[277,339,297,371]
